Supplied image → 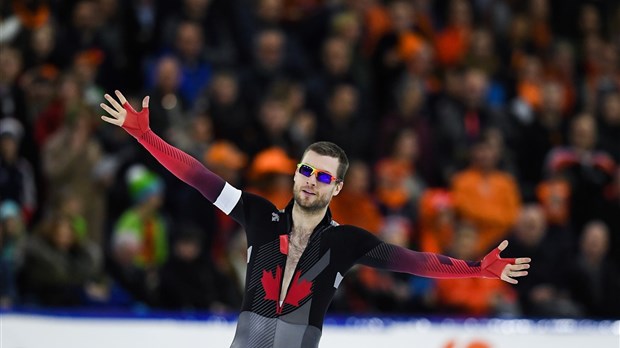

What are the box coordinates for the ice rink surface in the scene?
[1,312,619,348]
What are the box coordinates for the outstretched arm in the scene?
[358,240,530,284]
[100,91,240,215]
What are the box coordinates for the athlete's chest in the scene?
[249,224,333,316]
[279,228,312,303]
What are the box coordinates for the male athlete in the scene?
[101,91,531,348]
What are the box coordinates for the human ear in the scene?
[332,182,343,196]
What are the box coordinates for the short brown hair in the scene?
[303,141,349,180]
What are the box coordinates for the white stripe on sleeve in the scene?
[213,182,242,215]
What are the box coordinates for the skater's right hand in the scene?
[100,90,151,138]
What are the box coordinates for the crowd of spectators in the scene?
[1,0,620,319]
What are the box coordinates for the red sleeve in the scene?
[121,101,241,215]
[354,229,513,279]
[136,130,226,202]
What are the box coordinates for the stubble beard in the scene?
[293,185,331,213]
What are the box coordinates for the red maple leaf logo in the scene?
[260,266,313,314]
[261,266,282,302]
[283,271,312,307]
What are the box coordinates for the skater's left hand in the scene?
[481,240,531,284]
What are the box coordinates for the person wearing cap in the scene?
[112,164,168,272]
[107,163,169,305]
[101,90,531,348]
[201,141,247,264]
[246,146,296,209]
[0,118,37,223]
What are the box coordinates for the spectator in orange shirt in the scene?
[516,55,545,111]
[536,177,571,227]
[374,129,425,218]
[330,160,383,233]
[418,189,455,254]
[12,0,51,32]
[434,222,519,317]
[434,0,472,68]
[452,131,521,257]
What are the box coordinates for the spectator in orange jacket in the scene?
[451,131,521,257]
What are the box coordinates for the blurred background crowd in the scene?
[1,0,620,320]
